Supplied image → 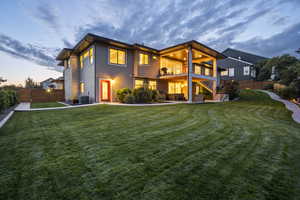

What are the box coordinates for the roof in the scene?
[51,77,64,83]
[40,78,54,83]
[222,48,268,64]
[56,33,226,61]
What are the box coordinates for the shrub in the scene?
[117,88,132,103]
[124,94,135,104]
[263,83,274,90]
[133,87,153,103]
[0,89,18,112]
[278,86,297,100]
[224,81,240,100]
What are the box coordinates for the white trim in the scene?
[98,78,113,102]
[227,57,254,65]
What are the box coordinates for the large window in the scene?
[135,80,144,89]
[244,66,250,75]
[221,69,228,76]
[168,82,182,94]
[149,80,157,90]
[139,53,149,65]
[204,68,211,76]
[80,82,84,93]
[229,68,235,77]
[109,48,126,65]
[161,58,183,75]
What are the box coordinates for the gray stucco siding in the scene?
[94,43,134,102]
[137,51,160,79]
[78,45,96,103]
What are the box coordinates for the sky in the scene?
[1,0,300,85]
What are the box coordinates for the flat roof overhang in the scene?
[159,40,227,60]
[56,48,72,61]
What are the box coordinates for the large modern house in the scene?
[218,48,267,81]
[56,33,227,103]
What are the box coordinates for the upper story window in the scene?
[80,55,83,68]
[221,69,228,76]
[109,48,126,65]
[161,58,183,75]
[139,53,149,65]
[244,66,250,75]
[195,66,201,74]
[89,48,93,64]
[135,79,144,89]
[229,68,234,77]
[204,68,211,76]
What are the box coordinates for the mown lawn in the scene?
[31,102,65,108]
[1,90,300,200]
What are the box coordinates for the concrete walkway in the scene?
[14,102,31,111]
[260,90,300,124]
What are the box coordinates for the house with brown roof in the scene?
[56,33,227,103]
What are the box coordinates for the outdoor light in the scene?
[46,88,51,93]
[153,56,157,59]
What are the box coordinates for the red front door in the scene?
[100,80,111,101]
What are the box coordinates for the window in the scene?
[168,82,182,94]
[149,81,157,90]
[229,68,234,77]
[244,66,250,75]
[251,69,256,78]
[80,82,84,93]
[221,69,228,76]
[89,48,93,64]
[135,80,144,89]
[66,59,71,68]
[80,55,83,68]
[204,68,211,76]
[195,66,201,74]
[109,48,126,65]
[161,58,183,75]
[139,53,149,65]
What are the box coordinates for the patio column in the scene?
[188,46,193,103]
[212,58,217,99]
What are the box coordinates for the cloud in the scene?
[34,1,60,32]
[231,22,300,57]
[0,34,62,71]
[273,16,288,26]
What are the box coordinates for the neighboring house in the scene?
[50,77,64,90]
[40,78,54,89]
[56,33,226,103]
[218,48,267,81]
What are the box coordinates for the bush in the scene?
[124,94,135,104]
[117,88,132,103]
[0,89,18,112]
[133,87,153,103]
[263,83,274,90]
[224,81,240,100]
[278,86,297,100]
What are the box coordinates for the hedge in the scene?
[0,89,18,112]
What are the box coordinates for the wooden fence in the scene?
[221,80,273,90]
[18,89,64,103]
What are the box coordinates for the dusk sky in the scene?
[1,0,300,85]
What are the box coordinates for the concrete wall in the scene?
[95,43,134,102]
[79,45,96,103]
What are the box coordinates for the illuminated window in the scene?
[80,55,83,68]
[244,66,250,75]
[168,82,182,94]
[89,48,93,64]
[221,69,228,76]
[139,53,149,65]
[161,58,183,75]
[80,82,84,93]
[149,81,157,90]
[109,48,126,65]
[195,66,201,74]
[229,68,234,77]
[204,68,211,76]
[135,80,144,89]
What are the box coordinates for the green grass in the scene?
[30,102,65,108]
[1,90,300,200]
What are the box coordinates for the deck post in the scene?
[188,46,193,103]
[212,58,217,99]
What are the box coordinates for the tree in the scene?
[25,77,39,88]
[0,77,7,86]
